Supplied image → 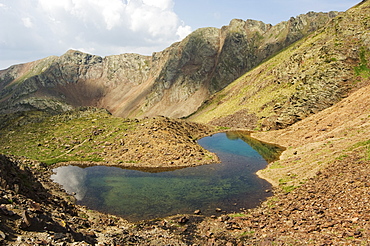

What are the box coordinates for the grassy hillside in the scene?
[0,108,217,167]
[0,108,134,164]
[253,82,370,189]
[189,0,370,130]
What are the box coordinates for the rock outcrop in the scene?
[0,12,337,118]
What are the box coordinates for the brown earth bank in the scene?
[252,81,370,187]
[0,108,220,169]
[0,84,369,245]
[56,116,220,169]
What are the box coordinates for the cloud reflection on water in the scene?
[48,132,282,221]
[51,166,87,200]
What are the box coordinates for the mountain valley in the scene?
[0,0,369,245]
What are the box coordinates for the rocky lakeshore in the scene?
[0,141,369,245]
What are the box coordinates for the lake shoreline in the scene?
[51,132,278,222]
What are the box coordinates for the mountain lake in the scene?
[51,131,283,221]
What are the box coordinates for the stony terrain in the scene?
[244,81,370,245]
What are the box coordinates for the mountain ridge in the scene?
[1,2,370,245]
[0,11,338,119]
[190,1,370,130]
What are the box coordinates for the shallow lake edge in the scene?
[50,129,284,173]
[49,130,285,222]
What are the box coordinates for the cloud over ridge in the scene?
[0,0,192,69]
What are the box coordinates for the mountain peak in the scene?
[0,10,343,119]
[190,0,370,130]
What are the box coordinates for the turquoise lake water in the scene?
[51,131,282,221]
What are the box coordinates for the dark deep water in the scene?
[51,131,283,222]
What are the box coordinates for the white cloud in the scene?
[37,0,127,30]
[21,17,33,28]
[0,0,192,69]
[176,24,192,40]
[143,0,174,10]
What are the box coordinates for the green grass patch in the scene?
[352,139,370,149]
[336,154,348,160]
[0,109,137,164]
[266,197,279,209]
[347,139,370,160]
[268,161,285,169]
[278,175,299,193]
[281,185,299,193]
[229,213,246,218]
[217,126,231,131]
[354,47,370,78]
[239,230,255,237]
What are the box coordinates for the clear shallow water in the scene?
[51,131,283,222]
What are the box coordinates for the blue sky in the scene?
[174,0,360,28]
[0,0,360,70]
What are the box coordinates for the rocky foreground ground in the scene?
[0,84,369,245]
[1,146,369,245]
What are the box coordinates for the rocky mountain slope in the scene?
[0,12,337,118]
[190,1,370,130]
[0,1,370,245]
[0,76,369,246]
[234,74,370,245]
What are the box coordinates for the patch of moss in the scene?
[281,184,299,193]
[229,213,246,218]
[268,161,285,169]
[350,139,370,160]
[354,47,370,78]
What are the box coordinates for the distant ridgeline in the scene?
[0,11,338,126]
[1,2,369,131]
[189,1,370,130]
